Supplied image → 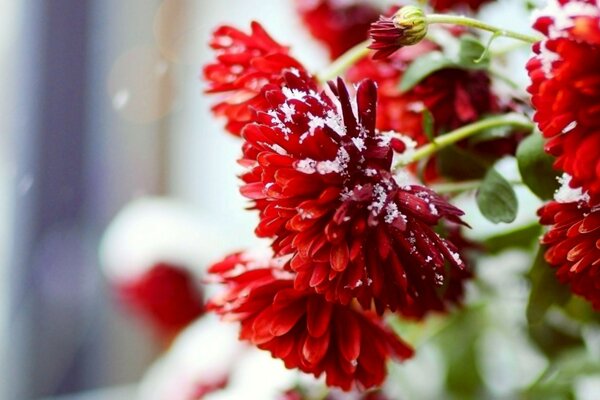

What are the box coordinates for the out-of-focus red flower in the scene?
[204,22,308,136]
[118,263,204,340]
[539,197,600,309]
[429,0,494,12]
[295,0,381,59]
[239,73,469,317]
[208,252,413,391]
[189,374,229,400]
[527,0,600,202]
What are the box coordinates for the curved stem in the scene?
[426,14,541,44]
[395,113,534,169]
[430,179,523,194]
[317,40,370,83]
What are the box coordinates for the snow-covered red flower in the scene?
[295,0,381,59]
[527,0,600,202]
[538,176,600,309]
[240,72,469,316]
[204,22,308,136]
[429,0,494,12]
[208,251,414,391]
[118,262,205,340]
[368,6,428,60]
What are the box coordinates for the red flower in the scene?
[348,36,513,181]
[240,73,469,317]
[429,0,494,12]
[208,252,414,391]
[527,0,600,202]
[118,262,204,340]
[204,22,308,136]
[295,0,381,59]
[539,196,600,309]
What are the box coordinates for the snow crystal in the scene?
[307,114,325,134]
[270,144,288,155]
[562,121,577,133]
[282,87,307,101]
[538,42,560,78]
[296,158,317,174]
[296,148,350,175]
[280,102,296,122]
[368,184,387,215]
[325,110,346,136]
[215,35,233,47]
[384,202,400,224]
[351,137,366,151]
[429,203,438,216]
[450,251,462,265]
[316,160,343,174]
[554,173,590,203]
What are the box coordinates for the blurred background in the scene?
[0,1,333,399]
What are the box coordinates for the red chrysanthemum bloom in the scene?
[294,0,381,59]
[429,0,494,12]
[204,22,308,136]
[527,0,600,202]
[538,185,600,309]
[118,262,204,340]
[208,251,414,391]
[348,36,515,181]
[240,72,469,316]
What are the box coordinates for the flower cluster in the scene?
[240,73,469,317]
[531,0,600,310]
[208,251,413,391]
[527,0,600,203]
[204,21,472,390]
[538,176,600,308]
[204,22,308,136]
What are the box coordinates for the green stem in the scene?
[395,113,534,168]
[426,14,541,44]
[317,40,370,83]
[430,180,484,193]
[431,179,523,194]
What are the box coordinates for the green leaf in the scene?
[476,168,518,223]
[527,246,571,325]
[483,222,542,254]
[399,51,455,92]
[437,145,490,181]
[422,109,435,142]
[517,130,560,200]
[457,35,490,69]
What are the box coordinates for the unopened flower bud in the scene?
[392,6,427,45]
[369,6,428,59]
